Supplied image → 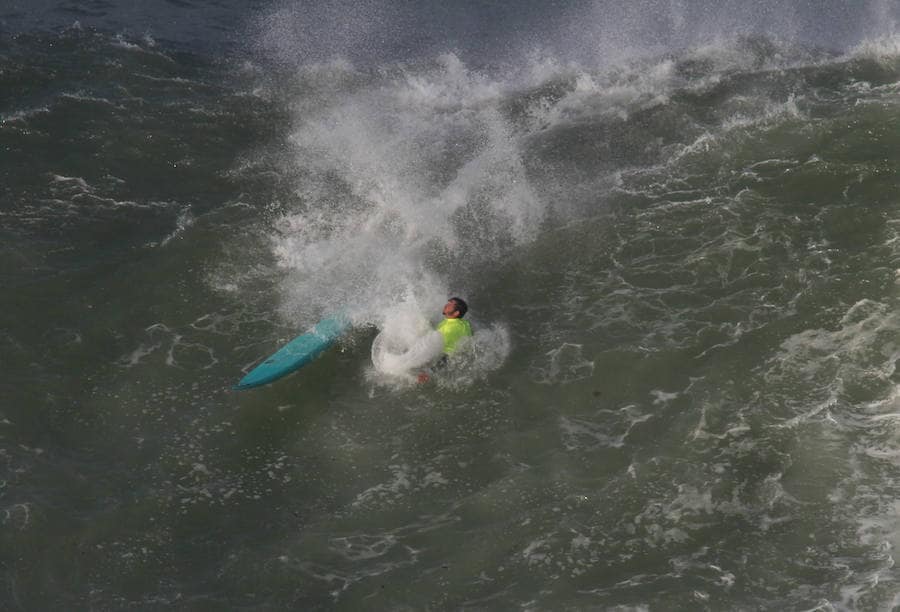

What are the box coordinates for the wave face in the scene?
[2,1,900,610]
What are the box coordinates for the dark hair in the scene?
[449,296,468,317]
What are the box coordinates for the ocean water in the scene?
[2,1,900,609]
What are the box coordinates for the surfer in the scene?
[417,297,472,383]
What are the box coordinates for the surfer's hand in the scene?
[417,372,430,384]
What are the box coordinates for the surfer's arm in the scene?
[417,354,448,384]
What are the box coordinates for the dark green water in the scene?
[2,2,900,610]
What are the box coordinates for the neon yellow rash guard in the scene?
[436,317,472,354]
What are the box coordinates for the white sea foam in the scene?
[159,208,195,247]
[532,343,595,385]
[0,106,51,125]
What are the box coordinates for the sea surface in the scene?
[2,1,900,609]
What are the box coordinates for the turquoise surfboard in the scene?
[234,314,350,390]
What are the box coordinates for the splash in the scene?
[254,0,898,386]
[254,0,898,68]
[367,316,510,389]
[265,52,536,383]
[369,297,444,381]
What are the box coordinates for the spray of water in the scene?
[254,0,898,384]
[263,53,543,380]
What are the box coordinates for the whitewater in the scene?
[1,0,899,609]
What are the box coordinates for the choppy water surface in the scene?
[2,1,900,609]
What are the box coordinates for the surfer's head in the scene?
[443,297,468,319]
